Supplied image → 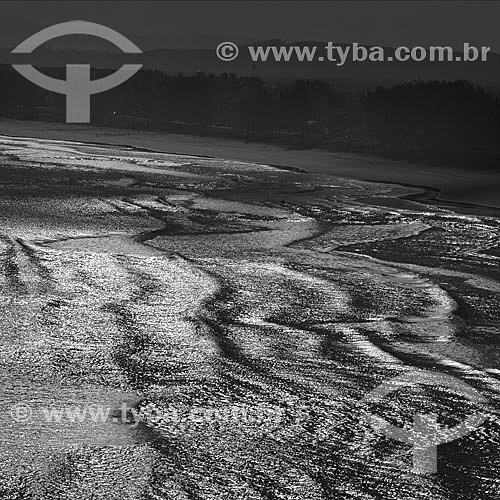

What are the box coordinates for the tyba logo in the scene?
[361,369,489,474]
[11,21,142,123]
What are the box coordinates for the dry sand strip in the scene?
[0,118,498,209]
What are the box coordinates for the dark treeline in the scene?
[0,64,498,170]
[93,70,338,142]
[362,80,500,168]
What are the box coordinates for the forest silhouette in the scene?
[1,64,498,170]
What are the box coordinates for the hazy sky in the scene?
[1,1,500,51]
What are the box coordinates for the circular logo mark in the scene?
[11,403,33,423]
[361,369,489,474]
[216,42,239,62]
[11,21,143,123]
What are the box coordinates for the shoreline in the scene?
[364,179,500,217]
[0,118,498,210]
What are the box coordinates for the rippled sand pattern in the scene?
[0,136,499,499]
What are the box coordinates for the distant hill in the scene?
[1,41,500,89]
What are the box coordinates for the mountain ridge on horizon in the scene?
[1,38,499,88]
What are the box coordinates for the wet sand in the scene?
[0,118,498,209]
[0,134,498,499]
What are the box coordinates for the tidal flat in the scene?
[0,135,498,499]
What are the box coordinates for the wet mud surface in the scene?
[0,136,499,499]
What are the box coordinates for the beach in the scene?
[0,118,498,209]
[0,132,498,498]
